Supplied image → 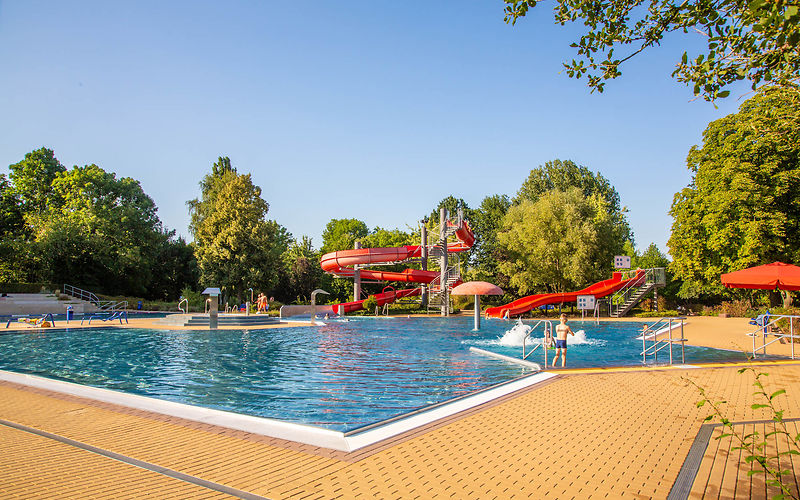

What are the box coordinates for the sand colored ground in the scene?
[1,315,799,498]
[1,314,311,332]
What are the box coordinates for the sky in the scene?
[0,1,749,255]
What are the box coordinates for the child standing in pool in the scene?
[553,313,575,367]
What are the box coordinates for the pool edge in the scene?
[0,369,556,452]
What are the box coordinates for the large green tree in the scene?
[189,157,291,301]
[516,159,632,244]
[8,147,65,215]
[502,0,800,101]
[319,218,369,255]
[498,187,626,294]
[31,164,163,293]
[468,194,511,286]
[668,87,800,299]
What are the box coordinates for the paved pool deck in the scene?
[1,316,799,498]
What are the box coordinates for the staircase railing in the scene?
[62,284,128,312]
[426,262,461,313]
[63,284,100,305]
[610,268,666,317]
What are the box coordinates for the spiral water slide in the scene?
[320,223,475,314]
[484,269,646,319]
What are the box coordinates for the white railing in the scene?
[748,313,798,359]
[63,284,127,312]
[63,284,99,305]
[178,298,188,314]
[522,319,555,366]
[640,317,687,365]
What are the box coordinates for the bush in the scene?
[452,295,473,310]
[180,287,205,310]
[718,299,756,317]
[634,310,680,318]
[362,296,377,313]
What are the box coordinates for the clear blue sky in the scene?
[0,1,748,254]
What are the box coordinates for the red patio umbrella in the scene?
[721,261,800,306]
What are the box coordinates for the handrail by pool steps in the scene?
[522,320,555,366]
[178,298,188,314]
[747,313,798,359]
[639,317,687,365]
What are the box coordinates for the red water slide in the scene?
[484,270,646,318]
[320,223,475,313]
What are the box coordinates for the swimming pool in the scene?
[0,317,749,432]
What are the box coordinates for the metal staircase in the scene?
[609,268,666,318]
[426,261,461,314]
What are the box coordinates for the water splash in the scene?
[487,324,603,347]
[570,329,589,345]
[497,319,532,346]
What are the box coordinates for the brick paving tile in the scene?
[3,362,800,498]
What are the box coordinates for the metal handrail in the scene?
[610,268,666,317]
[747,314,798,359]
[178,298,188,314]
[522,320,555,367]
[63,284,100,305]
[98,300,128,312]
[640,317,687,365]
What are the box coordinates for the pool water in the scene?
[0,317,750,431]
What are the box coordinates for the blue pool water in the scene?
[0,317,749,431]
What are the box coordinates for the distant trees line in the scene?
[1,87,797,308]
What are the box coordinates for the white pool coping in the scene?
[0,369,556,452]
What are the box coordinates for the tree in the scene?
[516,160,632,244]
[146,235,199,300]
[360,227,416,249]
[469,194,511,285]
[502,0,800,101]
[29,164,165,295]
[188,157,291,301]
[8,147,65,215]
[426,196,475,227]
[320,218,369,255]
[0,174,23,237]
[633,243,670,270]
[497,187,625,295]
[668,88,800,299]
[282,236,323,302]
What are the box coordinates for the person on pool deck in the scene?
[553,313,575,367]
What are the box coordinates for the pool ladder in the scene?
[640,317,687,365]
[522,320,555,367]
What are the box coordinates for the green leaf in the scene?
[769,389,786,400]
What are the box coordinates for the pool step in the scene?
[156,314,280,327]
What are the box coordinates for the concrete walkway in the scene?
[1,315,799,498]
[1,360,799,498]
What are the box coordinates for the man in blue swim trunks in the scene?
[553,313,575,367]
